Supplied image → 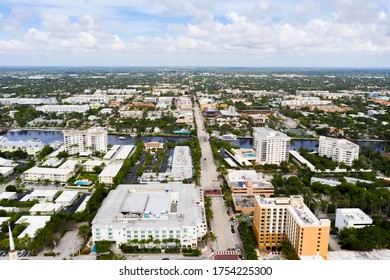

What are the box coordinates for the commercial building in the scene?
[64,127,108,155]
[91,183,207,248]
[253,127,291,165]
[36,104,90,114]
[318,136,359,166]
[98,161,124,185]
[226,170,274,197]
[335,208,373,229]
[253,195,330,259]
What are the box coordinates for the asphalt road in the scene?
[193,98,236,251]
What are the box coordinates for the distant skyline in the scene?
[0,0,390,67]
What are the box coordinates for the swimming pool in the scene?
[75,180,91,186]
[245,153,255,157]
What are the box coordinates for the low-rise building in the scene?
[0,157,15,167]
[0,192,17,200]
[145,142,164,150]
[28,190,59,202]
[36,104,90,114]
[55,191,79,207]
[83,160,105,172]
[0,137,44,156]
[24,166,75,183]
[311,177,341,187]
[29,203,62,215]
[98,161,124,185]
[91,183,206,248]
[226,170,274,197]
[0,166,14,177]
[335,208,373,229]
[15,216,51,238]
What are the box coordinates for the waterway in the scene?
[234,138,388,152]
[2,129,188,145]
[2,129,388,152]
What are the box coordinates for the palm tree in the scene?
[54,180,61,189]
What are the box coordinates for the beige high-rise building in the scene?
[253,195,330,259]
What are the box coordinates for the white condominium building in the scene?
[62,95,109,104]
[253,127,291,165]
[0,98,57,105]
[63,127,108,155]
[36,104,90,114]
[92,184,207,248]
[318,136,359,166]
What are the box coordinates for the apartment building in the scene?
[23,160,79,183]
[91,184,207,248]
[253,195,330,259]
[318,136,359,166]
[253,127,291,165]
[36,104,90,114]
[63,127,108,155]
[0,98,57,105]
[98,161,124,185]
[62,95,109,104]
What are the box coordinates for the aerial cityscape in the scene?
[0,0,389,265]
[0,67,389,261]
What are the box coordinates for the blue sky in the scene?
[0,0,389,67]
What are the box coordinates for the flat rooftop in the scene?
[337,208,372,223]
[16,215,51,238]
[55,191,78,203]
[256,195,325,226]
[92,183,204,229]
[99,161,124,177]
[29,189,59,198]
[25,166,74,175]
[253,127,290,139]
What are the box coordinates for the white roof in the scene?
[29,203,62,213]
[336,208,373,223]
[171,146,193,179]
[25,166,74,175]
[76,196,90,212]
[92,183,204,229]
[103,145,120,160]
[55,191,78,203]
[99,161,124,177]
[58,160,79,170]
[30,189,59,198]
[0,191,17,200]
[16,216,51,238]
[0,167,14,174]
[0,217,10,225]
[83,160,104,167]
[113,145,134,160]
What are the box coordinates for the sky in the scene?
[0,0,390,67]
